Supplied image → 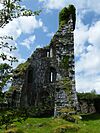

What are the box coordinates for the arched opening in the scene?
[28,69,33,84]
[49,67,57,83]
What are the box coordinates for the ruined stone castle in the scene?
[6,5,78,116]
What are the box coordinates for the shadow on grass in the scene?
[81,113,100,121]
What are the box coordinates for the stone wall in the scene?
[6,5,78,116]
[79,100,96,114]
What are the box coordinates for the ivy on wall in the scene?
[14,61,29,76]
[59,55,69,69]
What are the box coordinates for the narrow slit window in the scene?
[50,48,53,57]
[47,51,49,57]
[50,72,53,82]
[28,69,33,83]
[49,67,56,83]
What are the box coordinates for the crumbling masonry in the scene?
[7,5,79,116]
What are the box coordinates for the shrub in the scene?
[0,109,28,130]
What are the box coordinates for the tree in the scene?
[0,63,12,90]
[91,89,96,95]
[0,1,40,130]
[0,0,41,27]
[0,0,41,91]
[0,1,41,62]
[0,90,4,102]
[0,0,41,62]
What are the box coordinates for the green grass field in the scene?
[0,113,100,133]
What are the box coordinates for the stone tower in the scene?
[7,5,78,116]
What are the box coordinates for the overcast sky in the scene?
[0,0,100,93]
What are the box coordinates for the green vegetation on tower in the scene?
[59,5,76,29]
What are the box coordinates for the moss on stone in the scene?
[59,5,76,29]
[59,55,69,69]
[54,123,79,133]
[60,107,75,114]
[14,61,29,76]
[8,86,16,92]
[5,86,17,96]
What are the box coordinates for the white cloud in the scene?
[88,21,100,48]
[87,0,100,14]
[0,3,3,9]
[0,16,43,40]
[0,19,22,40]
[18,16,43,34]
[75,19,100,93]
[76,48,100,75]
[76,75,100,93]
[74,15,89,56]
[76,20,100,73]
[0,9,47,42]
[0,42,25,68]
[42,25,48,32]
[0,15,44,68]
[39,0,100,14]
[0,15,44,66]
[47,32,54,37]
[1,0,100,93]
[21,35,36,49]
[39,0,65,9]
[35,45,41,49]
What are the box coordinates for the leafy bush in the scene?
[0,109,28,130]
[77,92,97,100]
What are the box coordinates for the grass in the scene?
[0,113,100,133]
[77,113,100,133]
